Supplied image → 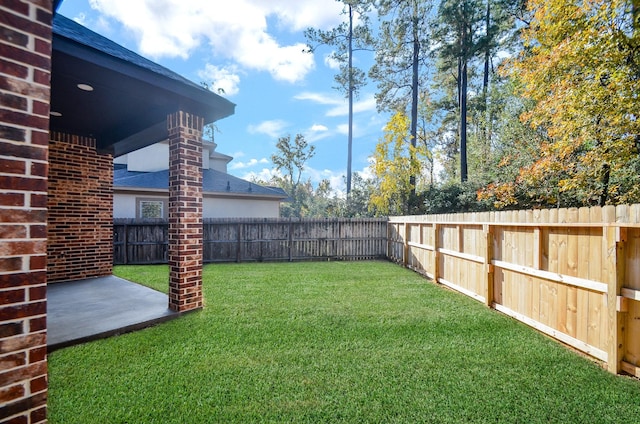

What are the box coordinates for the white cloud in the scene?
[310,124,328,132]
[73,12,112,34]
[247,120,289,138]
[72,13,87,25]
[242,168,281,183]
[336,123,349,135]
[229,158,270,170]
[298,124,330,143]
[295,91,377,117]
[326,94,377,117]
[357,164,375,180]
[89,0,343,83]
[305,166,347,197]
[324,52,341,70]
[336,122,363,138]
[268,0,345,31]
[198,64,241,96]
[95,15,112,34]
[294,91,342,105]
[306,132,332,144]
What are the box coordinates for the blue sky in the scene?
[58,0,387,195]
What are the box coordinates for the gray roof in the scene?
[53,14,203,92]
[114,165,287,199]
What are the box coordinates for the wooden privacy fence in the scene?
[388,205,640,376]
[114,217,388,264]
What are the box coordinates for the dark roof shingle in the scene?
[53,14,203,91]
[114,166,287,198]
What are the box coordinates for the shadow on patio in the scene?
[47,276,178,351]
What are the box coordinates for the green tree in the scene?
[370,111,428,215]
[504,0,640,206]
[429,0,525,186]
[476,79,551,209]
[306,179,338,218]
[369,0,433,207]
[271,134,316,217]
[305,0,373,194]
[432,0,489,183]
[345,172,376,217]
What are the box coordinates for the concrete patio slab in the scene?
[47,275,179,351]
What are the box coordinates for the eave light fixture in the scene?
[77,83,94,91]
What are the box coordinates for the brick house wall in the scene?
[0,0,52,422]
[47,132,113,283]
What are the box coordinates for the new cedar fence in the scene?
[388,204,640,377]
[113,218,388,264]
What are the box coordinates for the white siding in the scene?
[117,141,232,172]
[113,192,138,218]
[114,192,280,219]
[203,197,280,218]
[125,143,168,172]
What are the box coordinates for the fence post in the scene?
[386,222,392,260]
[123,222,128,265]
[259,220,264,261]
[403,221,410,268]
[432,223,440,283]
[604,205,627,373]
[288,218,293,262]
[484,224,494,308]
[236,222,242,263]
[337,219,342,260]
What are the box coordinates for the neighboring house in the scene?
[113,141,287,219]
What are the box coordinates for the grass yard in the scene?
[49,261,640,423]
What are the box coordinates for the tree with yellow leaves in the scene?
[370,111,429,215]
[492,0,640,207]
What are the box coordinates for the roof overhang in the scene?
[49,15,235,157]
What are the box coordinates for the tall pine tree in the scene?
[369,0,432,212]
[305,0,373,195]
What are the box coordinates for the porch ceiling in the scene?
[50,14,235,157]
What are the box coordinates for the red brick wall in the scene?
[0,1,52,422]
[168,111,204,312]
[47,132,113,283]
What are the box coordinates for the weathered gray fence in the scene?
[113,218,388,264]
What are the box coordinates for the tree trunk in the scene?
[599,163,610,206]
[410,10,420,199]
[460,57,468,183]
[347,4,354,195]
[459,4,469,183]
[480,0,492,176]
[482,0,490,101]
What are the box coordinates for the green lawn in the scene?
[49,261,640,423]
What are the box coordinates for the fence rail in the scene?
[114,217,388,265]
[388,204,640,377]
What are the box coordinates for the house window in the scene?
[136,198,167,219]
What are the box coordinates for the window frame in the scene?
[136,197,168,219]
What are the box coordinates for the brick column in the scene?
[167,111,204,312]
[0,1,52,423]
